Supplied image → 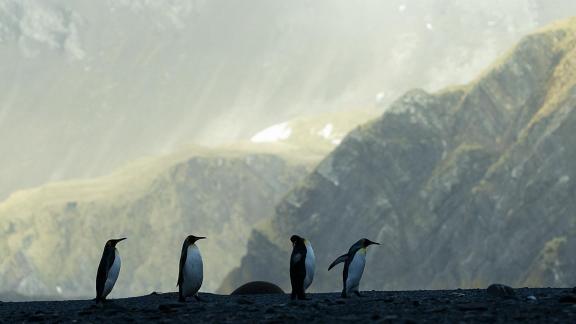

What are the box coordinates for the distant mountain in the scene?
[0,145,313,298]
[1,0,576,200]
[221,17,576,293]
[0,111,373,298]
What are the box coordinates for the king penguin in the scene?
[177,235,206,302]
[328,238,379,298]
[96,238,126,303]
[289,235,315,300]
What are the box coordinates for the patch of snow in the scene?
[398,4,407,12]
[250,122,292,143]
[56,286,63,294]
[317,123,334,139]
[426,23,433,30]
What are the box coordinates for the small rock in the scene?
[412,300,421,306]
[526,295,537,301]
[487,284,516,298]
[559,294,576,304]
[231,281,285,295]
[370,312,381,320]
[149,291,160,295]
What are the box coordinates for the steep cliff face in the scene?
[222,18,576,293]
[0,146,316,298]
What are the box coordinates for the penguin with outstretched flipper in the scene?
[328,238,379,298]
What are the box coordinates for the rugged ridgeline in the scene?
[221,18,576,293]
[0,145,316,299]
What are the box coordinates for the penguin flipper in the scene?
[291,252,303,263]
[96,247,115,299]
[328,254,349,271]
[177,240,189,287]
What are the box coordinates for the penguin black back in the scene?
[289,235,308,300]
[96,238,126,302]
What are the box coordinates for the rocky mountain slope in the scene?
[221,17,576,293]
[0,111,374,299]
[2,0,576,200]
[0,144,316,299]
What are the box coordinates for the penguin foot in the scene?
[354,291,364,298]
[178,296,186,303]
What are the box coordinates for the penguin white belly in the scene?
[345,250,366,293]
[103,251,121,298]
[182,245,203,297]
[304,243,315,289]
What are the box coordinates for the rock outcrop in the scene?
[222,18,576,293]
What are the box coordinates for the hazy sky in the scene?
[0,0,575,199]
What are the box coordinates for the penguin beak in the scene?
[367,240,380,246]
[197,236,206,240]
[110,238,126,246]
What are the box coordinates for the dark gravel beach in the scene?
[1,288,576,323]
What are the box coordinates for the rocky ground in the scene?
[1,287,576,323]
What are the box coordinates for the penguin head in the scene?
[186,235,206,245]
[290,235,305,246]
[106,237,126,247]
[361,238,380,248]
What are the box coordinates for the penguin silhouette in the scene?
[177,235,206,302]
[328,238,379,298]
[96,238,126,303]
[289,235,315,300]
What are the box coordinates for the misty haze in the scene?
[1,1,576,316]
